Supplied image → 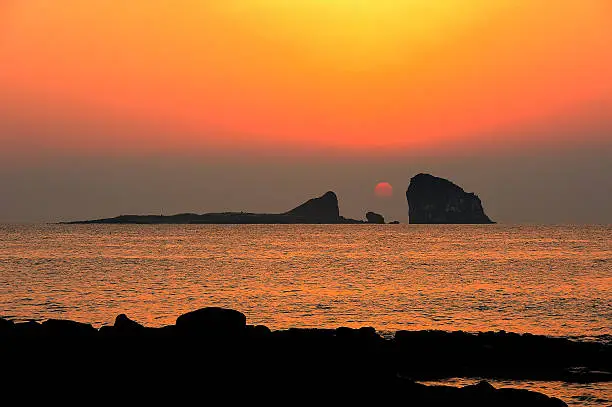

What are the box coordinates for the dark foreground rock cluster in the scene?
[2,308,609,405]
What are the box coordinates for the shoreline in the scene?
[3,307,610,405]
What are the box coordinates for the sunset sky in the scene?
[1,1,611,223]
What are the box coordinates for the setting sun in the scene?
[375,182,394,198]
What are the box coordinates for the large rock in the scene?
[41,319,97,337]
[13,320,42,335]
[175,307,247,336]
[114,314,145,332]
[406,173,494,224]
[284,191,340,222]
[366,212,385,224]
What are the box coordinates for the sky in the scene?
[0,0,611,223]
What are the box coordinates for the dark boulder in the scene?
[335,327,382,349]
[285,191,340,222]
[246,324,272,338]
[406,173,494,224]
[41,319,97,337]
[175,307,247,336]
[114,314,145,332]
[98,325,114,336]
[336,326,380,340]
[0,318,14,334]
[366,211,385,224]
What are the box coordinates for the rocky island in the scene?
[406,173,494,224]
[68,191,364,224]
[366,211,385,224]
[2,307,605,404]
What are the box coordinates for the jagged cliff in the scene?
[406,174,494,224]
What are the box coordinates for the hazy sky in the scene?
[1,1,611,223]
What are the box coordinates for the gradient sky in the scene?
[1,1,611,223]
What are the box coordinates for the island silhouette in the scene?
[67,174,495,225]
[2,306,601,405]
[68,190,362,224]
[407,173,494,224]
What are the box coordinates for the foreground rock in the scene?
[406,173,494,224]
[175,307,246,336]
[2,308,609,404]
[66,191,364,224]
[113,313,145,332]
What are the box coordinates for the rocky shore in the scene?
[2,307,609,405]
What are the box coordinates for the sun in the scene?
[375,182,393,198]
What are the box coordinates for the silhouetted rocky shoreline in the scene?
[2,307,609,405]
[64,173,496,225]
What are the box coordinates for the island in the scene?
[406,173,495,224]
[67,191,364,224]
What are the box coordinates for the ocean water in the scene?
[0,224,610,404]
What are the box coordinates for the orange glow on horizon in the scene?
[0,1,611,156]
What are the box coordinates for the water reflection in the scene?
[419,378,611,407]
[1,224,610,405]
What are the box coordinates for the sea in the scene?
[0,224,610,405]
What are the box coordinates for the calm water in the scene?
[0,224,610,404]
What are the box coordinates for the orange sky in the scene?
[1,0,611,155]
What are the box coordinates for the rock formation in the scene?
[113,313,146,332]
[406,173,494,224]
[366,211,385,224]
